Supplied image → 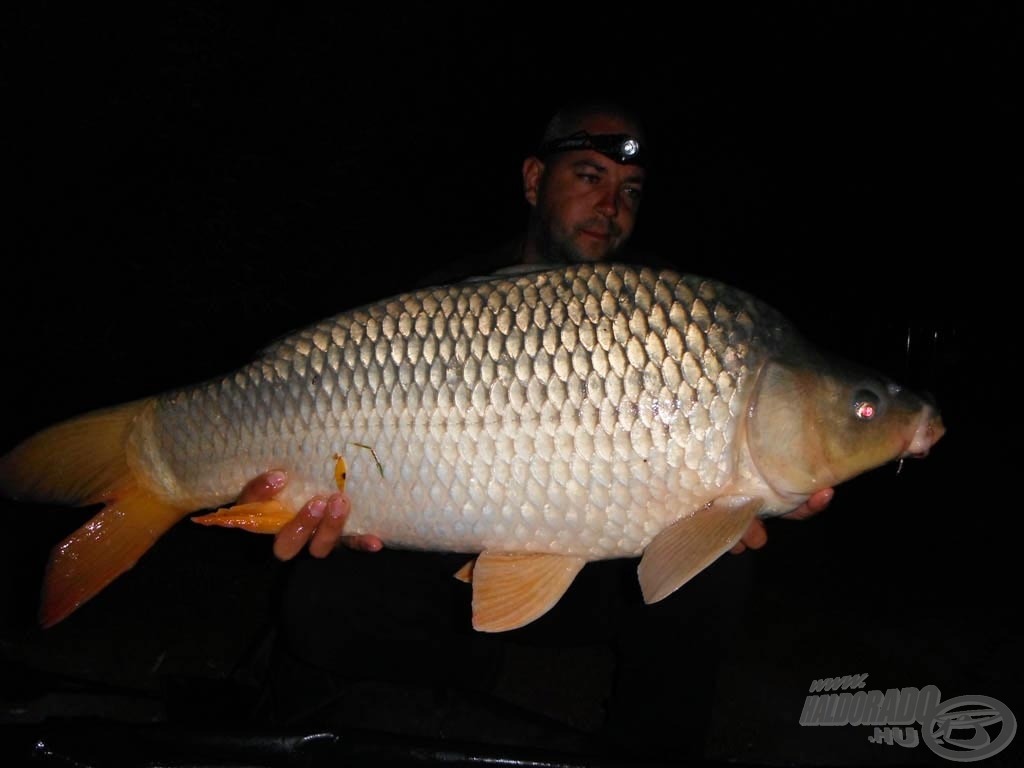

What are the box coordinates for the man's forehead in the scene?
[570,156,646,182]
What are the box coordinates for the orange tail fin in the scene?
[0,399,189,627]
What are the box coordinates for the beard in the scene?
[535,213,624,264]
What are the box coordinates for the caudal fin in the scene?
[0,400,189,627]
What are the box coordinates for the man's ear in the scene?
[522,156,545,207]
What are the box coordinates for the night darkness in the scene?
[2,4,1019,767]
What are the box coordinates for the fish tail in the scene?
[0,399,189,627]
[1,400,150,505]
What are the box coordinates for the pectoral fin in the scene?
[470,552,586,632]
[191,500,294,533]
[638,496,763,604]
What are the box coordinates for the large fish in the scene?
[0,263,943,631]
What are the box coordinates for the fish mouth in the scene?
[901,405,945,458]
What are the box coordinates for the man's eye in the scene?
[578,174,600,184]
[623,187,643,201]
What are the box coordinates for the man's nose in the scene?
[595,189,618,218]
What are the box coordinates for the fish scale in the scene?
[127,264,776,559]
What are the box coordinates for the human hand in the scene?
[237,470,384,561]
[729,488,834,554]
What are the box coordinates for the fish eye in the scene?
[852,389,880,421]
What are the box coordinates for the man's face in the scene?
[524,115,646,263]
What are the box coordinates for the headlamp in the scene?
[538,130,645,166]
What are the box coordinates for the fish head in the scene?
[746,354,945,500]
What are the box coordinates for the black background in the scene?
[2,3,1019,766]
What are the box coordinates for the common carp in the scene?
[0,263,944,631]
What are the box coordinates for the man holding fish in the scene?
[1,96,941,750]
[242,99,835,562]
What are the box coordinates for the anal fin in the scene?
[191,500,294,533]
[471,552,586,632]
[638,496,763,604]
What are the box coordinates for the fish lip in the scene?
[902,406,946,459]
[902,447,931,459]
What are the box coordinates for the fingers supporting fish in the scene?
[341,534,385,553]
[272,496,327,561]
[236,470,288,504]
[308,494,353,558]
[271,492,375,560]
[730,518,769,555]
[783,488,835,521]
